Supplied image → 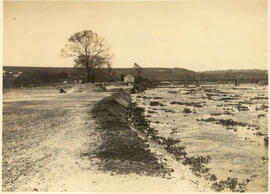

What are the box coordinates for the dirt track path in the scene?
[2,87,209,192]
[2,89,111,191]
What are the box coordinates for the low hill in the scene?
[3,66,268,88]
[111,67,195,81]
[3,66,195,82]
[196,69,268,82]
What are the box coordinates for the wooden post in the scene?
[196,80,200,87]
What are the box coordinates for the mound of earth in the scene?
[67,83,106,93]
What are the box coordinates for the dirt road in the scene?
[2,86,209,192]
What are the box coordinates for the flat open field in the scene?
[2,86,111,191]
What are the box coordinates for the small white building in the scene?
[124,74,135,83]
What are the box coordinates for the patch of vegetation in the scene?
[197,117,216,122]
[238,100,253,105]
[251,96,268,100]
[92,95,173,176]
[254,131,265,136]
[164,109,176,113]
[183,156,211,176]
[128,101,217,181]
[142,96,152,99]
[128,103,150,134]
[210,111,233,116]
[255,104,268,111]
[169,128,178,135]
[170,101,203,108]
[132,77,156,93]
[258,114,266,118]
[183,108,192,113]
[168,90,177,94]
[128,92,254,191]
[167,145,187,161]
[261,156,268,161]
[153,97,163,99]
[218,119,247,127]
[219,97,238,101]
[198,117,248,127]
[264,136,268,146]
[236,104,249,111]
[211,177,249,192]
[161,138,181,148]
[150,101,164,106]
[128,103,189,160]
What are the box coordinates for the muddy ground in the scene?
[2,86,209,192]
[132,84,268,192]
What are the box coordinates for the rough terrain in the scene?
[2,86,209,192]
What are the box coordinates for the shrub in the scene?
[132,77,156,93]
[150,101,163,106]
[183,108,192,113]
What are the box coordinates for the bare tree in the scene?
[61,30,112,82]
[133,63,142,78]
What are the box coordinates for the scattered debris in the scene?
[59,88,66,93]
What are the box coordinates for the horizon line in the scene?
[3,65,268,72]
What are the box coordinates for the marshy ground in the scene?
[132,83,268,192]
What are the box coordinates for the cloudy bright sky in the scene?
[3,0,267,71]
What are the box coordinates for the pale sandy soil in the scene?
[2,86,210,192]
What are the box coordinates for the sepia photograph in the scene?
[2,0,268,192]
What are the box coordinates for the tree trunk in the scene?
[90,68,95,83]
[85,60,91,83]
[86,71,91,83]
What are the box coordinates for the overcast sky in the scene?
[3,0,267,71]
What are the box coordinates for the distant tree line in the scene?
[3,70,69,89]
[3,66,268,89]
[195,70,268,83]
